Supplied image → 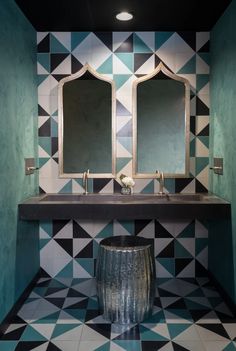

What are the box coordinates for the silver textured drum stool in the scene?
[96,235,156,324]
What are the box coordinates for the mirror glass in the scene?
[133,62,190,178]
[58,64,115,178]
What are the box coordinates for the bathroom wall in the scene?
[37,31,210,194]
[210,0,236,303]
[37,31,210,279]
[0,0,39,322]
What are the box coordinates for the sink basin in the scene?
[40,193,168,203]
[167,193,204,201]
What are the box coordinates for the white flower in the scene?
[121,176,135,188]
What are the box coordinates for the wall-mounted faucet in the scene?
[82,169,90,195]
[156,170,165,195]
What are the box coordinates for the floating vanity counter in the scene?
[18,193,230,220]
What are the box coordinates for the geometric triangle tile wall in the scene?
[40,219,208,278]
[37,32,210,279]
[37,31,210,194]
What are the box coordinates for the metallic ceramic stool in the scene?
[96,235,156,324]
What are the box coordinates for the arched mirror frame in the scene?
[58,64,116,178]
[132,62,190,179]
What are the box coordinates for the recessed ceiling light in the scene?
[116,11,133,21]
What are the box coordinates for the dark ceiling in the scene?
[15,0,232,32]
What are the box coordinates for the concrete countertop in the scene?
[18,193,231,220]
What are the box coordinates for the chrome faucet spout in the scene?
[156,170,165,195]
[82,169,90,195]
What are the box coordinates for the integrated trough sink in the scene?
[18,192,230,220]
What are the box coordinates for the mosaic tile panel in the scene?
[40,219,208,279]
[37,31,210,194]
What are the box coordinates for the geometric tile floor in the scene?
[1,277,236,351]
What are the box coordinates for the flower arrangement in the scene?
[119,174,135,188]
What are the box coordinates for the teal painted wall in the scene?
[210,0,236,302]
[0,0,39,321]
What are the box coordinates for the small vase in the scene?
[121,186,131,195]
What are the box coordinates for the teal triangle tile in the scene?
[155,32,174,50]
[37,53,50,72]
[51,324,80,339]
[75,258,94,276]
[0,341,18,350]
[95,221,113,238]
[195,238,208,256]
[40,239,51,250]
[49,279,68,288]
[177,55,196,74]
[197,136,209,148]
[157,258,175,276]
[184,299,208,310]
[113,340,141,351]
[198,52,210,66]
[37,74,49,86]
[168,309,193,323]
[59,180,72,193]
[97,55,113,74]
[37,33,50,52]
[134,33,153,53]
[115,53,133,72]
[63,308,86,322]
[177,221,195,238]
[167,324,191,339]
[175,241,193,258]
[196,74,209,93]
[73,178,93,193]
[223,342,236,350]
[71,32,90,51]
[196,157,209,175]
[141,180,154,194]
[163,179,175,193]
[94,342,110,351]
[32,311,61,324]
[40,221,53,237]
[51,118,58,137]
[39,137,51,156]
[139,325,169,341]
[55,261,73,277]
[117,137,132,153]
[50,34,70,53]
[146,311,166,324]
[116,157,132,173]
[113,74,132,90]
[87,296,99,309]
[117,220,134,234]
[32,287,47,297]
[20,325,48,341]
